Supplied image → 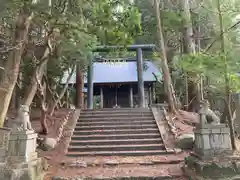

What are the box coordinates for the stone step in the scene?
[74,124,158,131]
[76,120,156,126]
[71,133,161,140]
[52,164,184,179]
[81,112,153,117]
[70,138,163,146]
[73,128,159,135]
[53,177,185,180]
[78,116,154,121]
[67,150,171,156]
[82,108,151,113]
[68,143,165,152]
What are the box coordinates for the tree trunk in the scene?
[22,24,53,107]
[75,63,84,109]
[40,105,48,134]
[197,16,204,101]
[39,79,48,134]
[10,87,17,109]
[217,0,236,150]
[154,0,177,113]
[184,74,189,110]
[49,65,75,115]
[180,0,200,112]
[0,9,34,127]
[180,0,196,54]
[22,57,48,107]
[23,0,52,108]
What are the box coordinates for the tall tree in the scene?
[179,0,202,112]
[0,0,141,129]
[216,0,236,149]
[154,0,177,113]
[0,0,37,127]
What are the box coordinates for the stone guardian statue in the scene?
[198,100,220,125]
[13,105,33,131]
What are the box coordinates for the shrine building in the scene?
[61,58,161,109]
[61,44,162,109]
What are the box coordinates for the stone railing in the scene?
[151,104,176,153]
[194,124,232,158]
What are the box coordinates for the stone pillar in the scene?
[87,57,94,109]
[129,85,133,108]
[136,48,145,108]
[100,86,104,109]
[194,124,232,158]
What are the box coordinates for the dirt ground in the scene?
[36,109,240,180]
[33,109,192,180]
[42,153,189,180]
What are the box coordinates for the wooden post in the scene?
[136,48,145,108]
[152,83,156,104]
[129,85,133,108]
[115,85,118,106]
[149,85,152,105]
[100,86,104,109]
[87,58,94,109]
[84,95,87,109]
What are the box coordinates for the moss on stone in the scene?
[185,155,240,179]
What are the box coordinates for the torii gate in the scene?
[75,44,155,109]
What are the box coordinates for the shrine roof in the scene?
[61,60,162,84]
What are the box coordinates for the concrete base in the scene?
[8,130,38,163]
[0,128,10,163]
[184,154,240,179]
[194,124,232,158]
[0,158,43,180]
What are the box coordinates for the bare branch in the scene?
[205,20,240,52]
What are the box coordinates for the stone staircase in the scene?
[67,108,171,156]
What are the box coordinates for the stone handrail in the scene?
[151,104,175,152]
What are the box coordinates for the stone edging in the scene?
[59,109,81,153]
[56,109,76,143]
[151,106,175,153]
[52,176,182,180]
[151,105,182,153]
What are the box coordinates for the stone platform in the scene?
[194,124,232,158]
[0,128,43,180]
[184,154,240,179]
[0,158,43,180]
[184,121,240,179]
